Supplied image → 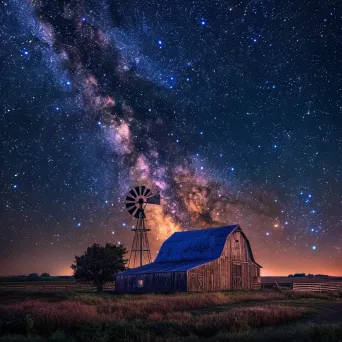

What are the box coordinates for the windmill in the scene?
[125,185,160,268]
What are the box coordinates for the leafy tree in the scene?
[71,242,127,292]
[41,272,50,277]
[28,273,40,281]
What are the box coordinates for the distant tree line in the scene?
[288,273,329,278]
[0,274,74,282]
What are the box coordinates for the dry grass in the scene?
[1,290,339,341]
[74,290,288,317]
[0,291,307,338]
[163,305,304,331]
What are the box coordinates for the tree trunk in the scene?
[96,283,103,292]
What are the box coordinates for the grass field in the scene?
[0,280,115,293]
[0,289,341,341]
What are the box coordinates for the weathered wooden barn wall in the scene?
[115,271,187,293]
[187,258,232,292]
[187,230,260,291]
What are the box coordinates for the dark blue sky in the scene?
[0,0,341,276]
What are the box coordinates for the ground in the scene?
[0,289,341,341]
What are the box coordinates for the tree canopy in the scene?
[27,273,40,281]
[71,242,127,292]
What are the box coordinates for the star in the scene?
[0,0,341,279]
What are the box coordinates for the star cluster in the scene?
[0,0,341,276]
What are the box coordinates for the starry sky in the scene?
[1,0,341,276]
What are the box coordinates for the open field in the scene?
[0,280,115,293]
[0,290,341,341]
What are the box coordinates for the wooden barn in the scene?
[115,225,261,293]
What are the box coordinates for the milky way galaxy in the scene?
[0,0,341,276]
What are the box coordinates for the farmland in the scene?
[0,287,341,341]
[0,280,115,294]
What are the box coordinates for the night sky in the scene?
[1,0,341,276]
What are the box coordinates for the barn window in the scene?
[137,279,144,288]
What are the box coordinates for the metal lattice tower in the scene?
[125,186,160,268]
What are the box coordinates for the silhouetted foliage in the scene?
[41,272,50,277]
[71,242,127,292]
[28,273,40,281]
[288,273,332,278]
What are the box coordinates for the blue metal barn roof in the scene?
[117,259,213,275]
[118,225,240,276]
[155,225,238,262]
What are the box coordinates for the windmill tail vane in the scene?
[125,186,160,268]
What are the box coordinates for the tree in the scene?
[71,242,127,292]
[28,273,40,281]
[41,272,50,277]
[293,273,306,277]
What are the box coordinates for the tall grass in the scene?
[0,292,307,337]
[74,305,305,341]
[0,290,340,341]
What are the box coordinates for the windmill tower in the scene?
[125,186,160,268]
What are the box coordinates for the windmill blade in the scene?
[129,189,137,199]
[125,185,161,216]
[126,195,136,202]
[134,186,141,196]
[126,202,136,209]
[144,188,153,197]
[146,193,160,205]
[128,206,137,216]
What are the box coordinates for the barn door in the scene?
[232,263,242,290]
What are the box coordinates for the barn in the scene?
[115,225,261,293]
